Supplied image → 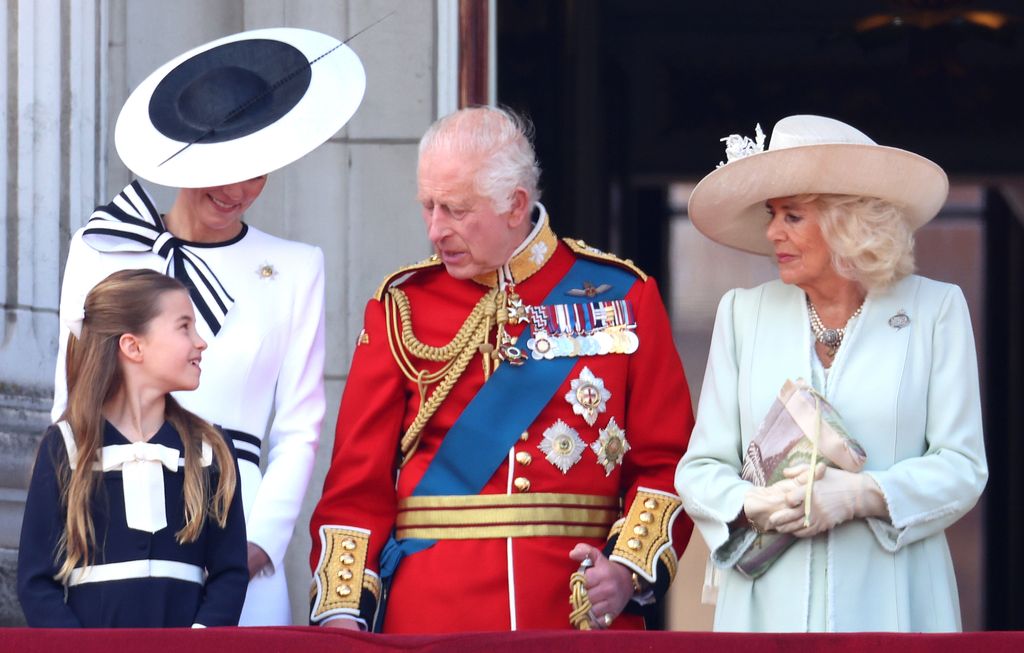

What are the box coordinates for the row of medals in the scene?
[530,325,639,359]
[501,294,640,362]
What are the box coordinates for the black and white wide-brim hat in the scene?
[115,27,365,188]
[687,115,949,255]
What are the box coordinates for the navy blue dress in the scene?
[17,421,248,627]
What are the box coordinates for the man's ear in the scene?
[506,187,531,229]
[118,333,144,363]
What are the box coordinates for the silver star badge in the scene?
[592,417,630,476]
[539,419,586,474]
[565,367,611,426]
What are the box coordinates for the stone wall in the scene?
[0,0,453,625]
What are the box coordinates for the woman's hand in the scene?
[742,477,801,533]
[246,542,271,579]
[568,544,634,628]
[770,463,888,537]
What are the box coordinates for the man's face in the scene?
[417,148,523,280]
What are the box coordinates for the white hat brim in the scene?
[687,143,949,255]
[115,27,366,188]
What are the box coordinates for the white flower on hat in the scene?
[717,123,765,168]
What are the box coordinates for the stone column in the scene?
[0,0,106,625]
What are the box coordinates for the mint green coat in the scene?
[675,275,987,632]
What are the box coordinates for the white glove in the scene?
[769,463,888,538]
[742,478,801,533]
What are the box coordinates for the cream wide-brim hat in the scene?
[687,115,949,255]
[115,27,365,188]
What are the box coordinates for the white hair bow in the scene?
[62,303,86,339]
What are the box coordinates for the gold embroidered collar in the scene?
[472,203,558,288]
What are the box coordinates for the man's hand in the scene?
[568,544,633,628]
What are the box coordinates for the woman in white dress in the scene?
[51,28,365,625]
[675,115,987,631]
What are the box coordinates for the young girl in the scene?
[18,269,248,627]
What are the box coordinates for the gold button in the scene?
[633,525,648,537]
[627,538,642,550]
[340,553,355,565]
[336,585,352,597]
[513,477,531,492]
[342,538,357,550]
[639,512,653,524]
[338,569,353,580]
[515,451,532,465]
[520,430,529,441]
[644,498,658,510]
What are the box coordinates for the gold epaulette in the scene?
[372,254,444,301]
[563,238,647,282]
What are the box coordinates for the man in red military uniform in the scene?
[309,107,694,632]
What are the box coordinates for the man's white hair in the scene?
[419,106,541,212]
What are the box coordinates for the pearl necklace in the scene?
[807,296,864,360]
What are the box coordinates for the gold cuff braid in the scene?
[611,488,683,583]
[311,526,375,621]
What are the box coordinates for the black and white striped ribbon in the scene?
[81,180,234,335]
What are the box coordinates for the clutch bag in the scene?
[733,378,866,578]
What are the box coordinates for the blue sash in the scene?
[378,258,637,581]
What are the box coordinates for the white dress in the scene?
[52,184,326,625]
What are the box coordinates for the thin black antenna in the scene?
[157,11,395,168]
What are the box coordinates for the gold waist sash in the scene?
[395,492,621,540]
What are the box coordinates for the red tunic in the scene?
[310,225,694,633]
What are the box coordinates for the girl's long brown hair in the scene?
[57,269,236,582]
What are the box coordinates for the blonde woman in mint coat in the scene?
[675,115,987,632]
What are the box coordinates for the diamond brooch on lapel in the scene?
[888,310,910,330]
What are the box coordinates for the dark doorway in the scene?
[498,0,1024,630]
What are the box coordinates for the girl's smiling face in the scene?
[134,289,207,393]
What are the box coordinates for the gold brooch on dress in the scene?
[255,261,278,281]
